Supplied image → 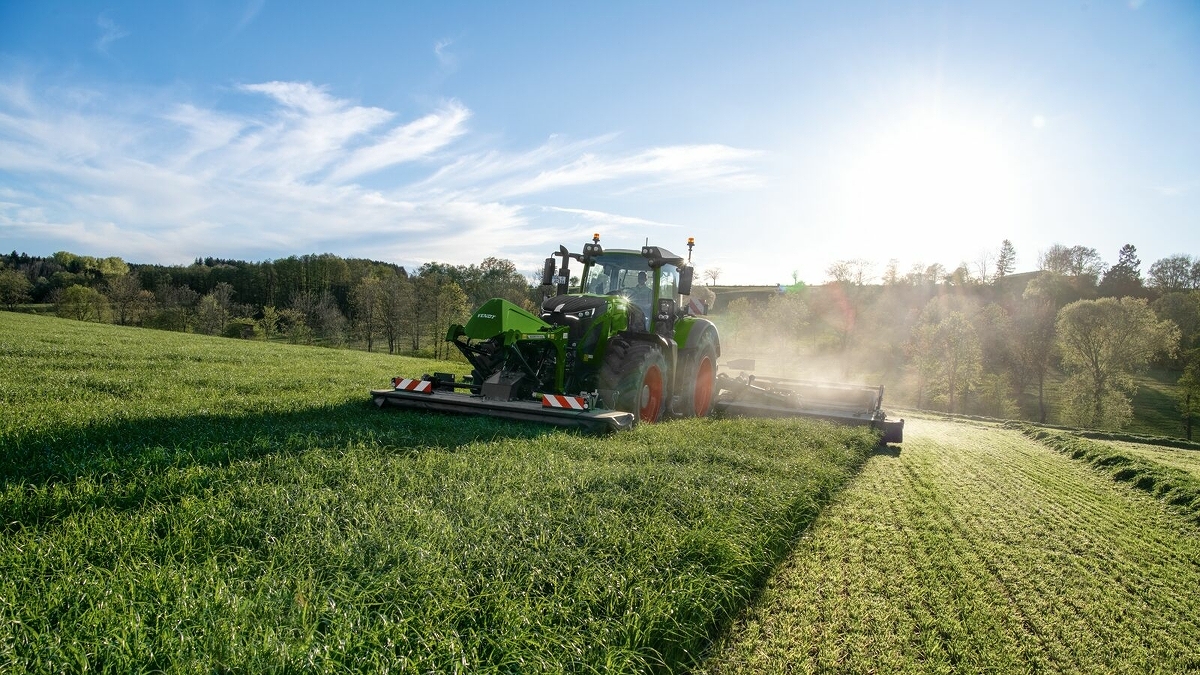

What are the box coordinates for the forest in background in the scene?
[2,241,1199,435]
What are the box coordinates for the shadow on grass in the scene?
[2,402,564,486]
[872,443,902,458]
[1,402,560,528]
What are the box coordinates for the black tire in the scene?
[677,333,718,418]
[600,339,669,423]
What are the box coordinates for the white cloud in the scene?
[329,102,470,182]
[0,78,762,269]
[503,144,764,197]
[95,14,129,55]
[544,206,681,230]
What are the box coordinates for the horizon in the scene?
[2,2,1199,285]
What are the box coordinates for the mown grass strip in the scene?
[701,419,1200,674]
[1074,429,1200,451]
[0,312,877,672]
[1099,440,1200,480]
[1012,423,1200,524]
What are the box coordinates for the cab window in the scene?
[659,266,678,301]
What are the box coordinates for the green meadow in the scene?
[0,313,875,672]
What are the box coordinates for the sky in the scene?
[1,1,1198,285]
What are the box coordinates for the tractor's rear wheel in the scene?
[678,335,718,417]
[601,340,669,423]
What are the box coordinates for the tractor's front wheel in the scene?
[601,340,669,423]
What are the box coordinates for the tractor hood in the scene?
[461,298,552,340]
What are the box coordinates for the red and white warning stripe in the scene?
[392,378,433,394]
[541,394,589,410]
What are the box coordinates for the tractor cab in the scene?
[581,251,680,327]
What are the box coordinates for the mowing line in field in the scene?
[701,418,1200,674]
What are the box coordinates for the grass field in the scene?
[1126,370,1187,438]
[701,417,1200,674]
[0,312,877,672]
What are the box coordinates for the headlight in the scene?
[571,308,596,318]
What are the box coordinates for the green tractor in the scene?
[372,233,905,442]
[371,234,719,432]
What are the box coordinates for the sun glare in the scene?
[835,109,1023,246]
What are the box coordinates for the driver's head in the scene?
[637,271,647,285]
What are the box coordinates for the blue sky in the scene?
[1,1,1198,284]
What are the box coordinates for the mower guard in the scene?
[371,388,635,434]
[713,373,904,444]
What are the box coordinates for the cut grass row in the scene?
[1098,440,1200,479]
[1013,424,1200,525]
[0,312,878,672]
[701,418,1200,674]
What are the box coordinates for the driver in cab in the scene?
[627,271,653,323]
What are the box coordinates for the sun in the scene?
[833,107,1024,247]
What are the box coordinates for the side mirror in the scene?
[541,258,556,287]
[678,266,694,296]
[556,246,571,296]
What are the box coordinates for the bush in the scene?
[223,318,261,339]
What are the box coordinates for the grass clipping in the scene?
[1013,423,1200,524]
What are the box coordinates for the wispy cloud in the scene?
[434,38,458,72]
[234,0,266,33]
[1155,177,1200,197]
[0,77,761,268]
[507,145,764,197]
[544,206,681,229]
[329,102,470,182]
[95,14,130,55]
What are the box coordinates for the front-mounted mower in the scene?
[371,234,903,442]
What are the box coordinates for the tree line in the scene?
[0,250,531,357]
[720,241,1200,437]
[4,241,1200,435]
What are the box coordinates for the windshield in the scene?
[584,253,678,295]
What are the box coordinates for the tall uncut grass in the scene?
[0,313,876,672]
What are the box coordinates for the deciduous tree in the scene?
[57,285,110,322]
[105,273,145,325]
[194,294,229,335]
[0,268,32,309]
[1152,291,1200,363]
[1039,244,1105,280]
[379,274,414,354]
[1056,297,1179,428]
[351,276,383,352]
[911,302,982,413]
[1011,296,1057,423]
[827,259,873,286]
[1148,254,1197,293]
